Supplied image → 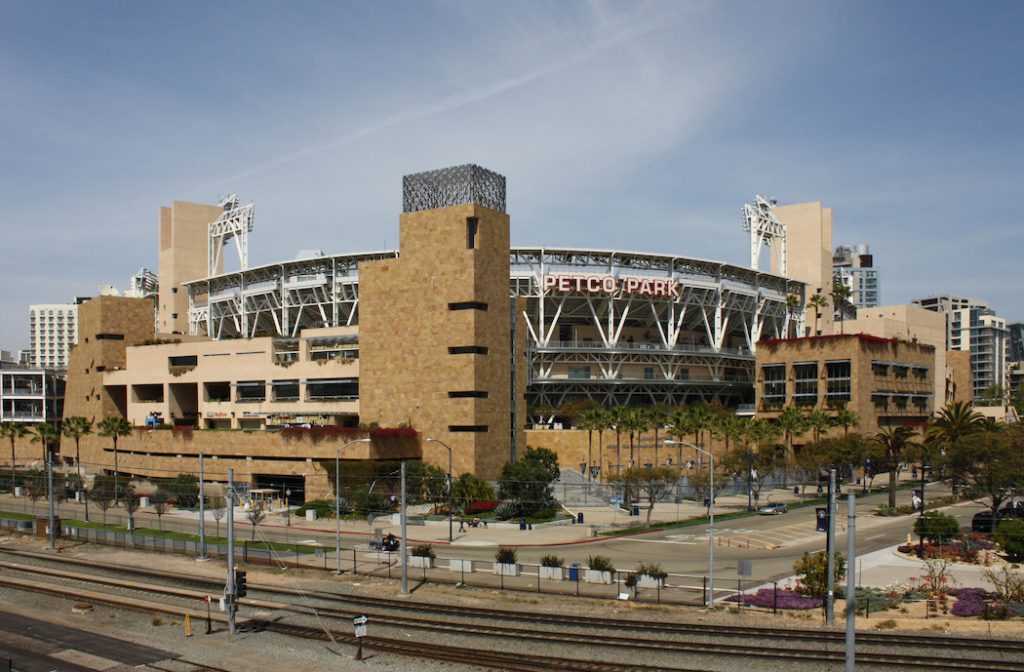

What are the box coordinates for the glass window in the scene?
[825,360,851,401]
[761,365,786,405]
[793,362,818,405]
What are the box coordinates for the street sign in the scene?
[737,559,752,577]
[611,497,623,504]
[353,615,368,638]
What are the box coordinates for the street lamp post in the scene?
[425,438,453,542]
[666,439,715,607]
[336,438,372,574]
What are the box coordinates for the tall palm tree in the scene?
[834,408,860,437]
[593,407,612,481]
[807,293,828,336]
[0,422,27,493]
[785,294,801,338]
[28,422,59,464]
[776,405,808,487]
[667,407,693,475]
[830,282,852,334]
[578,409,603,482]
[609,406,631,475]
[689,405,715,468]
[98,416,132,506]
[928,401,985,496]
[623,408,646,469]
[806,408,832,443]
[645,405,670,468]
[872,426,919,507]
[62,416,93,521]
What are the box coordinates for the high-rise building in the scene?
[1009,322,1024,363]
[833,243,879,309]
[913,295,1009,399]
[27,300,85,370]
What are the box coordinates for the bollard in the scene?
[184,613,191,637]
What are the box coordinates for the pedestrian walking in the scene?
[458,515,466,532]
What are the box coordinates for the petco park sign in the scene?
[542,274,680,298]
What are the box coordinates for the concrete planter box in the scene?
[585,569,613,584]
[305,509,317,521]
[449,558,473,573]
[494,563,521,577]
[638,575,666,589]
[408,555,435,569]
[539,566,564,581]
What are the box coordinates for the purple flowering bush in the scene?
[950,587,1003,617]
[727,588,821,610]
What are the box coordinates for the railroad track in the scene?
[2,547,1022,671]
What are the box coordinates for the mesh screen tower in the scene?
[402,164,506,214]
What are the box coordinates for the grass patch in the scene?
[0,510,35,521]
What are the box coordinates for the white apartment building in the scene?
[833,244,880,309]
[0,364,64,423]
[28,301,81,369]
[914,295,1009,399]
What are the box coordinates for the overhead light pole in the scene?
[666,439,715,607]
[425,438,453,542]
[336,437,371,574]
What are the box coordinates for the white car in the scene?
[759,502,789,515]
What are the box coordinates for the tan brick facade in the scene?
[755,334,936,437]
[359,203,519,480]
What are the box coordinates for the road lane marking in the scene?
[627,539,697,545]
[865,534,884,541]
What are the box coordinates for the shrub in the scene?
[624,572,638,588]
[411,544,435,559]
[637,562,668,580]
[296,498,344,518]
[587,555,615,573]
[492,501,519,521]
[464,500,500,515]
[526,507,560,523]
[984,567,1024,603]
[951,587,996,617]
[495,546,518,565]
[913,512,961,544]
[726,588,821,610]
[540,554,564,568]
[793,550,846,598]
[994,518,1024,562]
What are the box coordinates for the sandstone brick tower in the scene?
[359,165,519,479]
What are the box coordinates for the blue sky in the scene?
[1,1,1022,351]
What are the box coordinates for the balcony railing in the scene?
[533,341,752,357]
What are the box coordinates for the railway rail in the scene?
[1,547,1021,672]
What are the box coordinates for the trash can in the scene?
[519,518,527,530]
[632,505,640,516]
[793,486,800,495]
[577,512,584,525]
[568,563,581,581]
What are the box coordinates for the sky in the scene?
[1,0,1022,352]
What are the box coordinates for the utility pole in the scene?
[226,468,236,635]
[47,458,55,550]
[845,492,856,672]
[400,461,408,595]
[826,468,836,626]
[197,452,208,561]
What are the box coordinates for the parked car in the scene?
[759,502,789,515]
[971,503,1024,533]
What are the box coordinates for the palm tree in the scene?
[785,294,801,338]
[667,407,693,475]
[872,426,919,507]
[806,408,832,443]
[807,293,828,336]
[830,282,852,334]
[62,416,92,521]
[776,405,808,487]
[578,409,603,482]
[28,422,59,464]
[593,407,612,481]
[623,408,646,469]
[645,406,670,468]
[834,408,860,437]
[98,416,132,506]
[609,406,631,475]
[0,422,27,493]
[689,405,715,468]
[928,401,985,496]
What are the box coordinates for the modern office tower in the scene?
[833,243,880,308]
[1009,323,1024,363]
[27,301,84,370]
[914,295,1010,399]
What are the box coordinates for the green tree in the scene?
[98,416,132,507]
[830,282,852,334]
[168,473,200,509]
[807,293,828,336]
[450,473,495,510]
[776,405,808,486]
[928,401,986,496]
[90,474,116,524]
[62,416,93,520]
[498,447,560,514]
[0,421,28,494]
[577,408,604,479]
[806,408,832,443]
[28,422,59,464]
[785,294,801,337]
[950,426,1024,517]
[794,550,846,598]
[667,407,694,472]
[871,426,919,507]
[608,465,676,525]
[913,512,960,544]
[995,519,1024,562]
[645,405,670,468]
[609,405,631,475]
[834,408,860,437]
[151,488,172,530]
[22,469,48,515]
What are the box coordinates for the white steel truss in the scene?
[743,195,786,275]
[209,195,255,277]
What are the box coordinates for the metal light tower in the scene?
[666,439,715,607]
[208,194,254,277]
[743,195,786,275]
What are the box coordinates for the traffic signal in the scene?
[235,570,247,598]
